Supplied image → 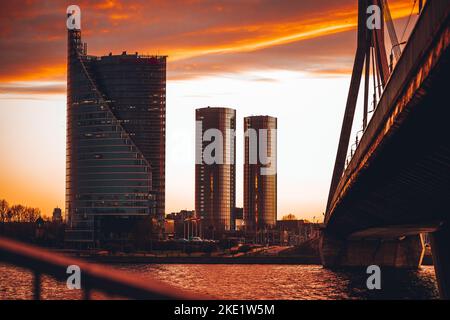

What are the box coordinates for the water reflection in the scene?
[0,263,439,300]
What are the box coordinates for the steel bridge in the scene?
[321,0,450,299]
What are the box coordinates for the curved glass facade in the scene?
[195,107,236,238]
[244,116,277,230]
[66,29,165,246]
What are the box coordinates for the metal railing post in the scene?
[33,271,41,300]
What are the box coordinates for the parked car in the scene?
[174,238,189,243]
[190,237,203,243]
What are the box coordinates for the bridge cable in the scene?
[371,47,378,108]
[383,0,402,61]
[400,0,418,43]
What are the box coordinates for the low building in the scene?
[277,219,321,246]
[235,219,245,231]
[166,210,202,239]
[52,207,63,223]
[234,207,244,231]
[234,207,243,220]
[164,219,175,238]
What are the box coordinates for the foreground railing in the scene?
[0,236,201,300]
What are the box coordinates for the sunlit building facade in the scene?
[195,107,236,238]
[65,26,166,247]
[244,116,277,231]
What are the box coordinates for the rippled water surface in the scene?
[0,263,439,300]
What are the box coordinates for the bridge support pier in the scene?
[430,223,450,299]
[320,233,424,269]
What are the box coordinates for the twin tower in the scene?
[196,108,277,239]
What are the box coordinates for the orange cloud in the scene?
[0,0,417,87]
[0,81,65,95]
[109,13,130,21]
[165,1,414,61]
[95,0,124,10]
[0,64,66,83]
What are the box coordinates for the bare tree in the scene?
[282,213,297,221]
[10,205,26,222]
[0,199,9,223]
[24,207,41,223]
[0,200,42,223]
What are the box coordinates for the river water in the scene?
[0,263,439,300]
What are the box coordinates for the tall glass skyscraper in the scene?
[244,116,277,231]
[195,107,236,238]
[66,24,166,247]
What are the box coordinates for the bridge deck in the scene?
[326,1,450,238]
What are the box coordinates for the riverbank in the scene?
[54,243,433,265]
[82,255,322,264]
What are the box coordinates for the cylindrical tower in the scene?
[244,116,277,231]
[195,107,236,239]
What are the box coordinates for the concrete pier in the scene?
[431,223,450,299]
[320,233,424,269]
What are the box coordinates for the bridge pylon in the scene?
[326,0,395,216]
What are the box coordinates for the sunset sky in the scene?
[0,0,418,220]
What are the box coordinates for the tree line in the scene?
[0,199,42,223]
